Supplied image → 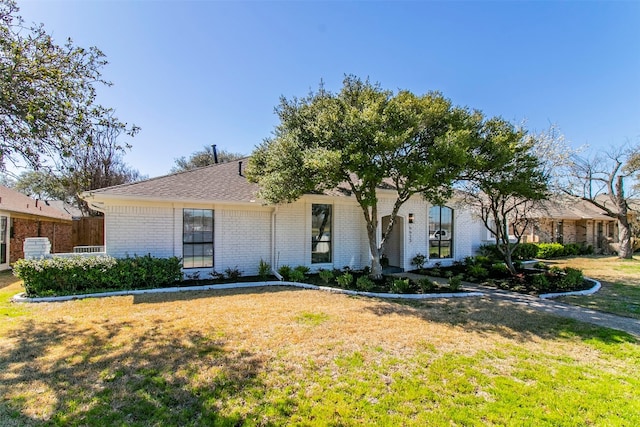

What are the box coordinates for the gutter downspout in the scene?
[271,206,283,280]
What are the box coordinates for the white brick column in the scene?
[23,237,52,260]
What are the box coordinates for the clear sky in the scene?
[17,0,640,178]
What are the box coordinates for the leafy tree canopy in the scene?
[246,75,479,277]
[0,0,136,170]
[171,145,244,173]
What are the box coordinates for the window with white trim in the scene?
[429,205,453,259]
[311,204,332,263]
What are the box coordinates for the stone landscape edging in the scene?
[538,277,601,299]
[11,280,485,303]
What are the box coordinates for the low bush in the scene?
[536,243,565,259]
[355,276,375,292]
[467,264,489,280]
[289,269,305,282]
[224,266,242,281]
[277,265,292,281]
[390,278,412,294]
[417,277,437,293]
[14,255,182,297]
[258,259,271,280]
[410,253,427,270]
[318,269,334,285]
[448,274,463,291]
[559,267,584,290]
[336,272,353,289]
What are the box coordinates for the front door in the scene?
[382,215,404,269]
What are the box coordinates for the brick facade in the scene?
[9,217,73,263]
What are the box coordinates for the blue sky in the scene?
[17,0,640,178]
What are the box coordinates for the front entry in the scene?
[382,215,404,270]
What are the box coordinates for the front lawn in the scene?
[1,277,638,425]
[548,255,640,319]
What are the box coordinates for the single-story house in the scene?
[0,185,73,270]
[82,159,478,276]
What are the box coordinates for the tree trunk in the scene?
[618,215,633,259]
[367,226,383,279]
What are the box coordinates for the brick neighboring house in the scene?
[0,186,73,270]
[521,197,621,253]
[82,158,477,276]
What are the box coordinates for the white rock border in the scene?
[11,280,484,303]
[538,277,601,299]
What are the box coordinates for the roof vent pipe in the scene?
[238,161,243,176]
[212,144,219,164]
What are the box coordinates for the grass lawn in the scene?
[1,266,639,426]
[547,255,640,320]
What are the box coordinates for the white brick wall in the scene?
[101,194,480,275]
[105,205,175,258]
[215,208,271,276]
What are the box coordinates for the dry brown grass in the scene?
[2,281,635,424]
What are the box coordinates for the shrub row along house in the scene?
[82,159,478,277]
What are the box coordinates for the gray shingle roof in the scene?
[85,159,260,203]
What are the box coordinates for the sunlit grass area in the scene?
[1,272,639,426]
[548,255,640,319]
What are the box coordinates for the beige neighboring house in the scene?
[521,197,622,254]
[0,186,73,270]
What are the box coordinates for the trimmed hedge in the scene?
[13,255,183,297]
[479,242,593,261]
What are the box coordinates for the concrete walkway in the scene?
[469,284,640,338]
[397,272,640,338]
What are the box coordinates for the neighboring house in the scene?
[82,159,477,276]
[472,196,621,254]
[0,186,73,270]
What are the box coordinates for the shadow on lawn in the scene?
[364,297,638,345]
[131,284,296,304]
[0,317,267,425]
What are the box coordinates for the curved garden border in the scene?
[11,281,485,303]
[538,277,601,299]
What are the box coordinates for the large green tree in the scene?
[460,118,549,273]
[171,145,244,173]
[246,76,476,278]
[0,0,135,170]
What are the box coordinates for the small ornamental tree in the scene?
[246,76,476,279]
[460,118,549,274]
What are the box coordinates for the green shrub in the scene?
[318,269,334,285]
[224,266,242,281]
[258,259,271,280]
[490,263,510,275]
[390,278,412,294]
[417,278,437,293]
[536,243,566,259]
[410,253,427,269]
[294,265,310,276]
[467,264,488,280]
[277,265,292,281]
[559,267,584,290]
[531,273,551,291]
[355,276,375,292]
[13,255,182,297]
[289,269,305,282]
[336,272,353,289]
[513,243,539,260]
[448,274,463,291]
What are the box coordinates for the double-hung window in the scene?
[183,209,214,268]
[429,205,453,259]
[311,204,332,263]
